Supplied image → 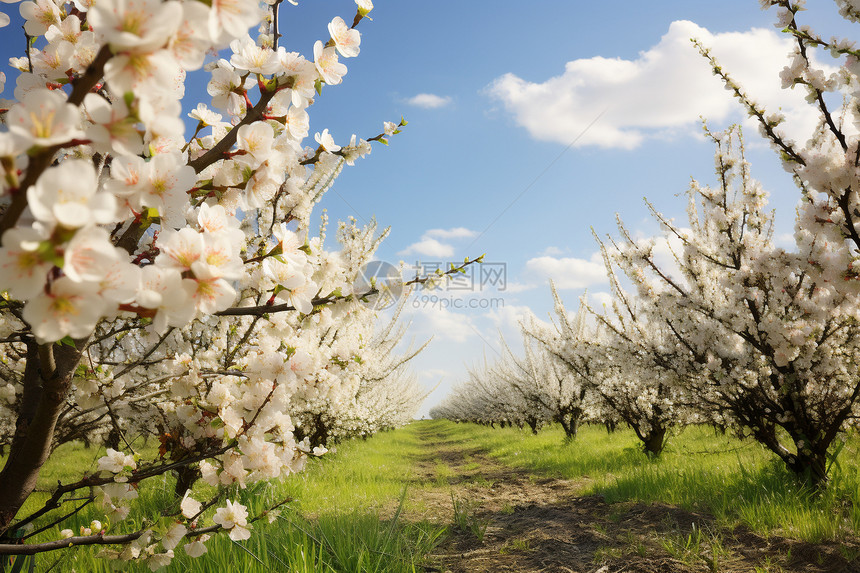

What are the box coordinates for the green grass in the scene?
[9,419,860,571]
[658,522,729,571]
[8,425,445,572]
[418,420,860,542]
[431,459,454,487]
[450,493,489,542]
[280,427,427,514]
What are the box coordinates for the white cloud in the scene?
[425,227,478,240]
[405,93,452,109]
[540,246,565,256]
[487,21,832,149]
[418,368,450,381]
[398,227,478,258]
[404,305,477,343]
[524,253,608,290]
[774,232,795,249]
[485,304,534,338]
[502,281,537,293]
[399,238,454,258]
[586,291,614,309]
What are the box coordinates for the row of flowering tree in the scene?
[435,0,860,486]
[431,281,680,457]
[429,305,604,441]
[0,0,456,567]
[437,123,860,484]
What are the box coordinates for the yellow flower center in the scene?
[51,296,79,316]
[29,109,57,140]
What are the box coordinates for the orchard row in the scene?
[434,0,860,489]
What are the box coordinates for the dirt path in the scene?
[404,424,860,573]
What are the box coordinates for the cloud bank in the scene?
[399,227,478,258]
[487,21,831,149]
[405,93,452,109]
[524,253,608,290]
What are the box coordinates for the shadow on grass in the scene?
[434,491,860,573]
[418,421,860,543]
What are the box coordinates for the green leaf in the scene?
[57,336,76,348]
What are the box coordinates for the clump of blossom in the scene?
[0,0,432,566]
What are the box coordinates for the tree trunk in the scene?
[559,414,579,440]
[642,426,666,457]
[173,464,200,497]
[0,340,86,536]
[752,424,830,488]
[785,443,829,488]
[106,427,121,451]
[309,414,330,448]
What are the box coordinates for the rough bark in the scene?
[559,410,581,440]
[173,465,201,498]
[642,425,667,457]
[0,339,86,536]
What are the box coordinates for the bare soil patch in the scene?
[403,427,860,573]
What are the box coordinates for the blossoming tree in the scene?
[0,0,457,565]
[498,333,594,440]
[682,0,860,483]
[432,313,598,440]
[705,0,860,294]
[602,125,860,483]
[429,359,527,430]
[526,283,687,457]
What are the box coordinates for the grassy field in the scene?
[10,428,445,573]
[6,420,860,571]
[425,420,860,543]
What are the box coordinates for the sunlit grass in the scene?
[8,424,445,572]
[421,419,860,542]
[10,418,859,571]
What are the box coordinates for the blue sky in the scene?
[1,0,852,416]
[304,0,852,416]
